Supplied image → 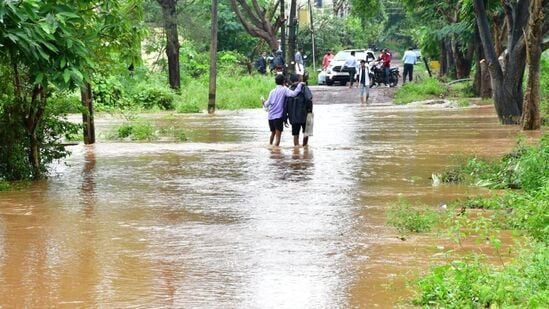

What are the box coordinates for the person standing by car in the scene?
[294,47,305,80]
[256,52,267,75]
[322,50,334,70]
[378,49,392,86]
[343,51,358,88]
[261,74,304,146]
[402,47,417,83]
[357,60,370,104]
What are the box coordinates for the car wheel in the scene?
[326,78,334,86]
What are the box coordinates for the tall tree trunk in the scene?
[521,0,543,130]
[439,40,447,78]
[288,0,297,74]
[445,39,456,78]
[208,0,218,114]
[158,0,180,90]
[453,38,474,79]
[81,82,95,144]
[27,84,46,179]
[281,0,286,57]
[473,0,527,124]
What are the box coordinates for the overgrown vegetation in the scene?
[541,54,549,125]
[437,136,549,191]
[401,136,549,307]
[387,199,440,233]
[394,77,448,104]
[107,119,188,142]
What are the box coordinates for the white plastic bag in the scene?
[304,112,314,137]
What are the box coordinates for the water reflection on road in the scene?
[0,104,537,308]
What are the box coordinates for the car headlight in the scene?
[327,69,332,74]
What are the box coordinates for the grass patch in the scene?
[0,180,10,191]
[435,136,549,191]
[394,77,447,104]
[107,119,189,142]
[116,121,155,141]
[176,73,273,112]
[387,199,440,233]
[409,135,549,307]
[541,55,549,125]
[413,243,549,308]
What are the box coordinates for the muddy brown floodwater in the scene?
[0,86,542,308]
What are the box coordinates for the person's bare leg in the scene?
[303,136,309,146]
[269,132,275,145]
[360,96,364,104]
[293,135,299,146]
[274,130,282,146]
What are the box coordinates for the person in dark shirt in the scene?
[256,52,267,74]
[272,50,285,74]
[285,74,313,146]
[378,49,392,86]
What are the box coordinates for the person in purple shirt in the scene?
[261,74,304,146]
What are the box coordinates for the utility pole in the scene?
[288,0,297,74]
[208,0,218,114]
[308,0,316,72]
[280,0,286,58]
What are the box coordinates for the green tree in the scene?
[0,0,90,179]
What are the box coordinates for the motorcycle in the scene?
[368,61,399,88]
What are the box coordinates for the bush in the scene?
[414,244,549,308]
[114,122,155,141]
[387,199,439,233]
[394,77,447,104]
[438,136,549,192]
[541,55,549,124]
[132,84,176,110]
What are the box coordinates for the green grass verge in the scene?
[406,135,549,307]
[176,74,273,112]
[394,77,447,105]
[386,199,440,233]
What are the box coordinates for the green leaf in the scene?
[63,69,70,83]
[34,73,44,84]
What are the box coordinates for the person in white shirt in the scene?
[402,47,418,83]
[294,47,304,79]
[343,51,358,88]
[357,60,370,104]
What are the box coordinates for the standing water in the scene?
[0,103,533,307]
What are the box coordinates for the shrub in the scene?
[114,122,155,141]
[132,84,175,110]
[414,244,549,308]
[387,199,439,233]
[438,136,549,192]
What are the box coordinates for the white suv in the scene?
[321,49,376,86]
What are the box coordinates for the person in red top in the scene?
[322,50,334,70]
[378,49,392,86]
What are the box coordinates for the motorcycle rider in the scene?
[378,49,392,87]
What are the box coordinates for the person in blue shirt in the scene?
[261,74,304,146]
[402,47,418,83]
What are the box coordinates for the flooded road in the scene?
[0,98,538,307]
